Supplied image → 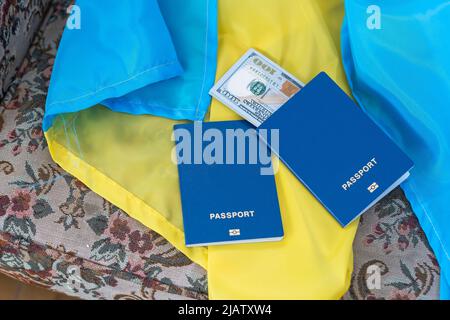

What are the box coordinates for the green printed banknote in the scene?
[209,49,304,126]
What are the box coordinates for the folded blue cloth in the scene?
[342,0,450,299]
[44,0,217,131]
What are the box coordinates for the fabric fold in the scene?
[44,0,218,268]
[342,0,450,299]
[44,0,218,130]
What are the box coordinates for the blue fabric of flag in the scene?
[342,0,450,299]
[44,0,217,131]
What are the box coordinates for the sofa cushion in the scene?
[0,0,441,300]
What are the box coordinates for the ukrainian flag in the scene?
[43,0,375,299]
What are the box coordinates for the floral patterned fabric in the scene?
[0,0,440,300]
[0,0,50,99]
[344,188,440,300]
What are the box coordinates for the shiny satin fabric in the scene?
[342,0,450,299]
[45,0,217,269]
[44,0,357,299]
[44,0,217,130]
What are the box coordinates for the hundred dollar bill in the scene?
[209,49,304,127]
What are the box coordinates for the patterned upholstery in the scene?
[0,0,50,99]
[344,188,439,300]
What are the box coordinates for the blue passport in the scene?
[259,72,414,226]
[174,120,284,246]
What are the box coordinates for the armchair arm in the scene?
[0,0,51,99]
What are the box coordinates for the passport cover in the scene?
[174,120,284,246]
[259,72,414,226]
